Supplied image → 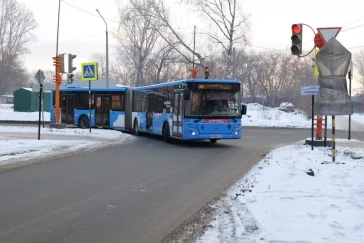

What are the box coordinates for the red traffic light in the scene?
[292,24,301,34]
[205,67,210,72]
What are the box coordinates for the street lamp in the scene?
[96,9,109,88]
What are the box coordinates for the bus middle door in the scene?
[95,95,111,127]
[146,93,153,133]
[172,90,183,138]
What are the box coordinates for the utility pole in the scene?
[96,9,109,88]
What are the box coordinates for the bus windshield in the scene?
[185,90,241,118]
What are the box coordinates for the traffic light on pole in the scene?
[67,74,74,84]
[68,54,77,74]
[53,56,62,74]
[204,66,210,79]
[291,24,303,56]
[59,54,65,73]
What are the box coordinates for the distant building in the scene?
[13,88,51,112]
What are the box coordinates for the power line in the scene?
[61,0,120,24]
[342,23,364,32]
[31,34,100,50]
[343,15,364,28]
[61,0,196,31]
[348,45,364,49]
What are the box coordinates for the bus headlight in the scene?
[191,131,196,136]
[235,131,239,135]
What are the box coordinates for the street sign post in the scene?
[301,85,320,150]
[81,62,98,132]
[34,69,45,84]
[301,85,320,96]
[312,27,341,145]
[34,69,45,140]
[314,37,352,162]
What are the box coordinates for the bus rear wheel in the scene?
[133,119,139,136]
[163,123,171,143]
[79,116,89,129]
[210,139,217,143]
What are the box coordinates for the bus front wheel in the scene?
[210,139,217,143]
[79,116,89,129]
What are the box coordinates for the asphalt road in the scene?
[0,127,362,243]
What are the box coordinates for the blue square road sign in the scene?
[81,62,98,81]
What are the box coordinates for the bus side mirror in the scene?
[241,104,247,115]
[183,87,190,100]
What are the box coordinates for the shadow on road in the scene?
[124,131,238,149]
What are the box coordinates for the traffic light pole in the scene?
[55,0,61,125]
[53,57,62,124]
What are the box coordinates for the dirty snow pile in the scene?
[197,139,364,243]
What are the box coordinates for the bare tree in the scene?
[90,53,106,79]
[110,61,136,86]
[182,0,250,77]
[0,0,37,95]
[130,0,207,68]
[254,52,303,107]
[115,0,162,86]
[144,42,183,83]
[354,50,364,90]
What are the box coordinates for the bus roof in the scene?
[52,87,128,92]
[133,79,241,90]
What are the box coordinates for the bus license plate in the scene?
[210,135,222,138]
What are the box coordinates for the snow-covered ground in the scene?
[3,102,364,130]
[242,103,312,128]
[0,104,50,121]
[197,139,364,243]
[0,104,133,168]
[241,103,364,131]
[0,125,132,169]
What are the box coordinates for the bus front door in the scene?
[95,95,111,127]
[61,94,75,124]
[172,91,183,138]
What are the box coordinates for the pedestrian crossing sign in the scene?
[81,62,98,81]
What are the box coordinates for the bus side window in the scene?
[111,94,122,110]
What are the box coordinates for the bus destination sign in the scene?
[197,84,233,90]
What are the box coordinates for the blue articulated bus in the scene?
[124,79,247,143]
[50,86,128,129]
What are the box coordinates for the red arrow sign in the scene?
[314,33,325,49]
